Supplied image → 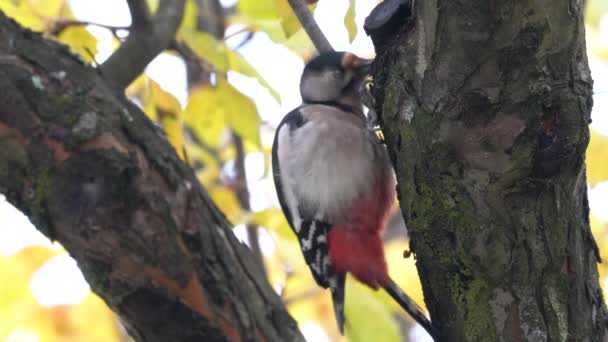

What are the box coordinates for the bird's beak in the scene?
[341,52,373,74]
[355,58,373,75]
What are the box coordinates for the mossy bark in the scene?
[0,13,304,342]
[372,0,608,340]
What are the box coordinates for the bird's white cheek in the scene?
[301,73,340,102]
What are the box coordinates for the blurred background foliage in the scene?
[0,0,607,341]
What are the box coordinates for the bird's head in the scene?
[300,51,372,112]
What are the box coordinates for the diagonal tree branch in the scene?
[126,0,152,28]
[100,0,185,89]
[0,12,304,342]
[287,0,333,53]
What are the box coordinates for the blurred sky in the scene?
[1,1,608,341]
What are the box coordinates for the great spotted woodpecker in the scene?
[271,51,437,338]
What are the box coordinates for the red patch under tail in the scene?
[328,177,395,289]
[328,227,389,289]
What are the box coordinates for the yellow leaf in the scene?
[385,240,426,311]
[178,0,198,35]
[345,276,401,342]
[209,186,242,222]
[184,85,226,148]
[181,30,280,101]
[344,0,357,42]
[0,246,62,339]
[26,0,65,19]
[587,129,608,186]
[127,75,184,158]
[0,1,46,31]
[146,0,159,13]
[274,0,302,38]
[150,80,182,114]
[180,30,230,71]
[218,77,262,148]
[59,293,121,342]
[185,76,262,148]
[148,80,184,158]
[127,73,150,103]
[57,26,99,62]
[160,114,185,160]
[238,0,278,20]
[585,0,608,28]
[250,208,293,240]
[185,143,221,186]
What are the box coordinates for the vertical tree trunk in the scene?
[371,0,608,340]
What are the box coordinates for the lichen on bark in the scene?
[370,0,608,340]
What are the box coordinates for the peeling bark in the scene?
[0,14,304,342]
[371,0,608,340]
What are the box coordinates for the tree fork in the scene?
[370,0,608,340]
[0,13,304,342]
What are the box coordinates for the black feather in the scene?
[272,107,307,228]
[305,51,345,72]
[272,108,336,289]
[331,274,346,334]
[385,279,438,340]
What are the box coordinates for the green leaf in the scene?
[344,0,357,42]
[181,30,280,101]
[344,277,401,342]
[238,0,278,20]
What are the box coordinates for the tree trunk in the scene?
[0,13,304,342]
[371,0,608,340]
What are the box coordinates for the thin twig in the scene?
[100,0,186,89]
[223,26,250,41]
[170,40,215,76]
[181,0,223,87]
[287,0,333,53]
[50,20,129,36]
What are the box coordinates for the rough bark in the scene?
[371,0,608,340]
[0,13,304,342]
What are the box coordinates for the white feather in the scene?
[277,104,393,222]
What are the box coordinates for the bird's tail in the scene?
[330,274,346,334]
[384,278,439,340]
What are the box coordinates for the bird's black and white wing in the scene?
[271,107,336,289]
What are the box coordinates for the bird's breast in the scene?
[280,105,394,221]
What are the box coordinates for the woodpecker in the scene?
[271,51,437,338]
